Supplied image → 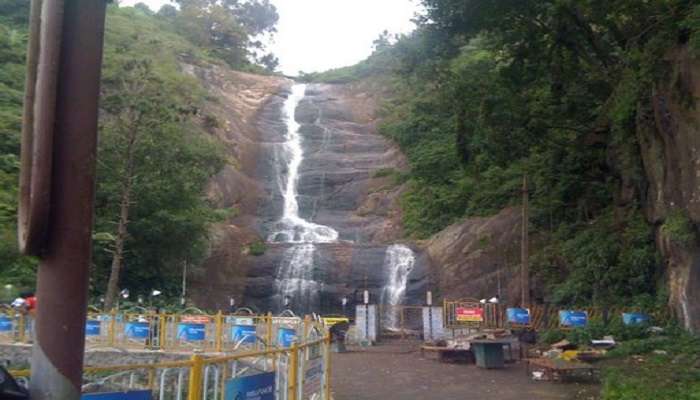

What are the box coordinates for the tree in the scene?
[157,4,178,18]
[97,29,225,308]
[174,0,278,68]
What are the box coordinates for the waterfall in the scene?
[380,244,416,329]
[270,84,339,312]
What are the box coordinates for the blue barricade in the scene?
[231,324,256,344]
[177,323,206,341]
[85,320,101,336]
[506,308,530,325]
[277,327,296,347]
[559,310,588,327]
[0,316,13,332]
[622,313,650,326]
[125,322,150,339]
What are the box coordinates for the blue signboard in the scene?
[178,323,206,341]
[559,310,588,327]
[277,328,296,348]
[0,316,12,332]
[623,313,650,326]
[85,320,101,336]
[82,390,152,400]
[231,325,256,344]
[125,322,150,339]
[506,308,530,325]
[224,372,275,400]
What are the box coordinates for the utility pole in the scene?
[521,174,530,308]
[181,261,187,302]
[19,1,109,399]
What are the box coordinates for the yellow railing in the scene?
[1,310,312,352]
[8,324,332,400]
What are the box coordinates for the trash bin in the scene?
[471,341,505,369]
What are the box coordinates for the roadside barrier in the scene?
[1,309,309,352]
[442,299,672,332]
[8,316,331,400]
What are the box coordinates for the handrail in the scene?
[8,331,332,400]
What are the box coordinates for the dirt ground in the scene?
[330,340,599,400]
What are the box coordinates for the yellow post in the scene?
[324,333,332,400]
[266,312,273,347]
[215,311,224,352]
[187,354,204,400]
[159,312,167,350]
[108,308,116,347]
[288,342,299,400]
[147,367,156,390]
[221,362,228,398]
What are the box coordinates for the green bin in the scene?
[471,341,505,369]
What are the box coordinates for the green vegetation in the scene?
[539,320,700,398]
[602,331,700,399]
[0,1,278,304]
[661,209,697,246]
[311,0,700,310]
[248,241,267,257]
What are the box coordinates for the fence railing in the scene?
[1,310,311,352]
[7,317,331,400]
[442,300,672,331]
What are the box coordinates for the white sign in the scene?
[356,305,378,342]
[422,307,444,341]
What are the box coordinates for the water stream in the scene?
[270,84,339,312]
[380,244,416,329]
[267,84,417,316]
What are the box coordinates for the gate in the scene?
[377,305,424,339]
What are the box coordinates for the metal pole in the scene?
[521,174,530,308]
[28,1,108,399]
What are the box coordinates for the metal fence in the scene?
[1,309,310,352]
[443,299,672,331]
[8,318,331,400]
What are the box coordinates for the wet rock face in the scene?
[241,242,429,314]
[425,208,524,304]
[191,78,428,314]
[245,83,428,314]
[256,84,408,243]
[636,46,700,332]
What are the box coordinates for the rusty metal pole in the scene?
[27,1,108,399]
[521,174,530,308]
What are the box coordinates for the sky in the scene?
[120,0,421,75]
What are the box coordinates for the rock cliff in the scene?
[184,68,426,312]
[637,46,700,332]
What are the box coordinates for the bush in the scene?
[661,209,696,246]
[539,329,566,345]
[248,241,266,256]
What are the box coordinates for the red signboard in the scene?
[181,315,211,324]
[455,307,484,322]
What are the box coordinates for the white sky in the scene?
[119,0,420,75]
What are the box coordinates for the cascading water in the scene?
[380,244,416,329]
[269,84,339,312]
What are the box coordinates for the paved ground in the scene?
[331,340,598,400]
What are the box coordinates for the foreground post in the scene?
[21,1,109,399]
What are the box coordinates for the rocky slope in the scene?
[637,45,700,332]
[185,69,427,312]
[424,208,523,303]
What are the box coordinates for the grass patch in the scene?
[602,331,700,399]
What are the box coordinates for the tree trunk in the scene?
[103,129,138,310]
